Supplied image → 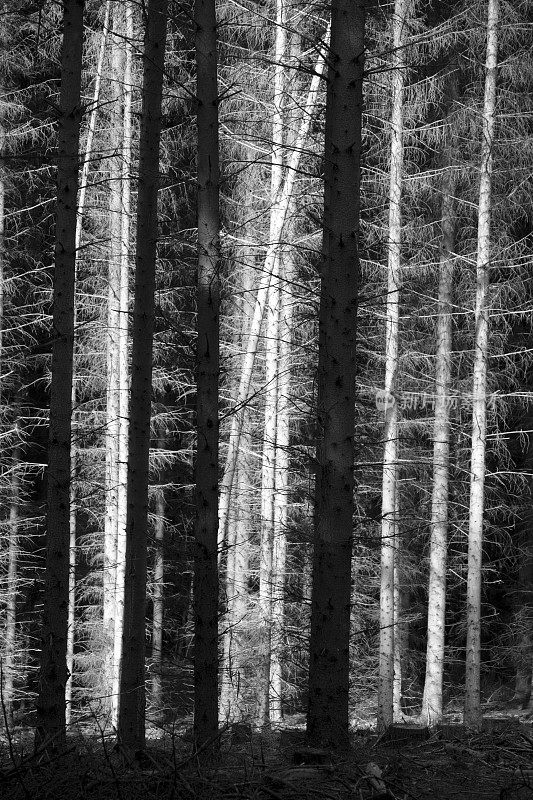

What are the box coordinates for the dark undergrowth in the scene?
[1,710,533,800]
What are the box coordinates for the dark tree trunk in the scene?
[306,0,365,749]
[117,0,168,753]
[194,0,221,749]
[35,0,84,750]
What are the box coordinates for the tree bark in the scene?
[421,167,455,726]
[104,4,125,718]
[112,0,133,727]
[464,0,499,730]
[378,0,408,733]
[219,452,250,723]
[257,0,286,728]
[35,0,84,749]
[151,489,165,712]
[307,0,364,749]
[117,0,167,753]
[269,243,293,724]
[194,0,220,749]
[66,4,109,725]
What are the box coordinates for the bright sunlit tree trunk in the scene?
[257,0,286,728]
[464,0,499,730]
[66,3,109,725]
[111,0,133,728]
[421,166,455,727]
[378,0,408,733]
[103,4,124,718]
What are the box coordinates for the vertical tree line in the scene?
[0,0,531,753]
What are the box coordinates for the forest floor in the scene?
[1,708,533,800]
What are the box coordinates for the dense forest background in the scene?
[0,0,533,768]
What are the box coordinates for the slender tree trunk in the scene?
[218,32,330,553]
[421,169,455,727]
[219,240,254,725]
[464,0,499,730]
[151,489,165,712]
[112,0,133,726]
[306,0,364,749]
[194,0,220,748]
[66,6,110,724]
[269,245,293,724]
[35,0,84,749]
[65,491,76,725]
[104,5,125,716]
[378,0,408,733]
[219,452,250,722]
[117,0,167,753]
[392,485,403,721]
[4,445,20,728]
[257,0,286,727]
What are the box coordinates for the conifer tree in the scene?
[35,0,85,749]
[118,0,167,752]
[464,0,499,729]
[194,0,221,747]
[307,0,365,748]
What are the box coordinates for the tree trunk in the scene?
[104,4,124,718]
[35,0,84,750]
[4,444,20,728]
[257,0,286,728]
[393,485,403,722]
[269,244,293,725]
[112,0,133,727]
[117,0,167,753]
[306,0,364,749]
[151,489,165,712]
[66,5,109,725]
[420,168,455,727]
[194,0,220,749]
[464,0,499,730]
[219,236,254,725]
[219,451,250,723]
[378,0,408,733]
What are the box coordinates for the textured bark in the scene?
[103,6,124,717]
[269,245,293,724]
[35,0,84,749]
[307,0,364,748]
[378,0,407,733]
[194,0,220,748]
[117,0,167,752]
[151,490,165,711]
[421,168,455,727]
[112,0,133,726]
[257,0,286,727]
[219,452,250,723]
[464,0,499,730]
[66,5,109,724]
